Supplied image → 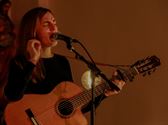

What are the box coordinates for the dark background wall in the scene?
[11,0,168,125]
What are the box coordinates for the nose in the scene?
[50,23,58,33]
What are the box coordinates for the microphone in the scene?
[50,33,79,49]
[50,33,79,43]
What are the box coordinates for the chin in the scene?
[51,40,58,47]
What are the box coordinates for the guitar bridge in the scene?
[25,108,40,125]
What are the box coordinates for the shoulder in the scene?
[53,54,69,62]
[10,55,35,69]
[12,55,26,63]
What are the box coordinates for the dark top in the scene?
[4,54,73,99]
[4,54,105,114]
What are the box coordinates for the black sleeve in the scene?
[4,56,35,101]
[81,94,106,114]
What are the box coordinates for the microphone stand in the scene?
[66,43,120,125]
[90,69,96,125]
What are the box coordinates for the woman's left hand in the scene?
[104,71,126,97]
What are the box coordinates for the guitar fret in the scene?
[71,83,108,108]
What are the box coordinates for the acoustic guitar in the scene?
[5,56,160,125]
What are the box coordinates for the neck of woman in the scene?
[41,47,54,58]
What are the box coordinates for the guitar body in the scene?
[5,81,88,125]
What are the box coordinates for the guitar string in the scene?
[55,83,107,113]
[36,76,138,116]
[47,74,127,112]
[55,69,126,111]
[40,71,151,116]
[54,69,137,112]
[36,69,135,115]
[34,83,107,117]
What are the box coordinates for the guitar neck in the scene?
[70,82,108,108]
[66,54,161,109]
[69,66,139,108]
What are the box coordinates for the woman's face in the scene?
[35,12,58,48]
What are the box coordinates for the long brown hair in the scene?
[17,7,52,83]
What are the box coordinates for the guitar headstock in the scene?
[119,55,161,82]
[131,55,161,76]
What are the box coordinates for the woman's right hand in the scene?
[26,39,41,65]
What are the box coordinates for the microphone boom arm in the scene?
[70,47,121,91]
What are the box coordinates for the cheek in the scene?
[36,29,48,40]
[41,40,57,47]
[40,36,50,46]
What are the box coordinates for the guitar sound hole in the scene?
[57,99,74,117]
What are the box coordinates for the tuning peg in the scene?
[141,59,145,63]
[152,68,156,72]
[146,56,150,60]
